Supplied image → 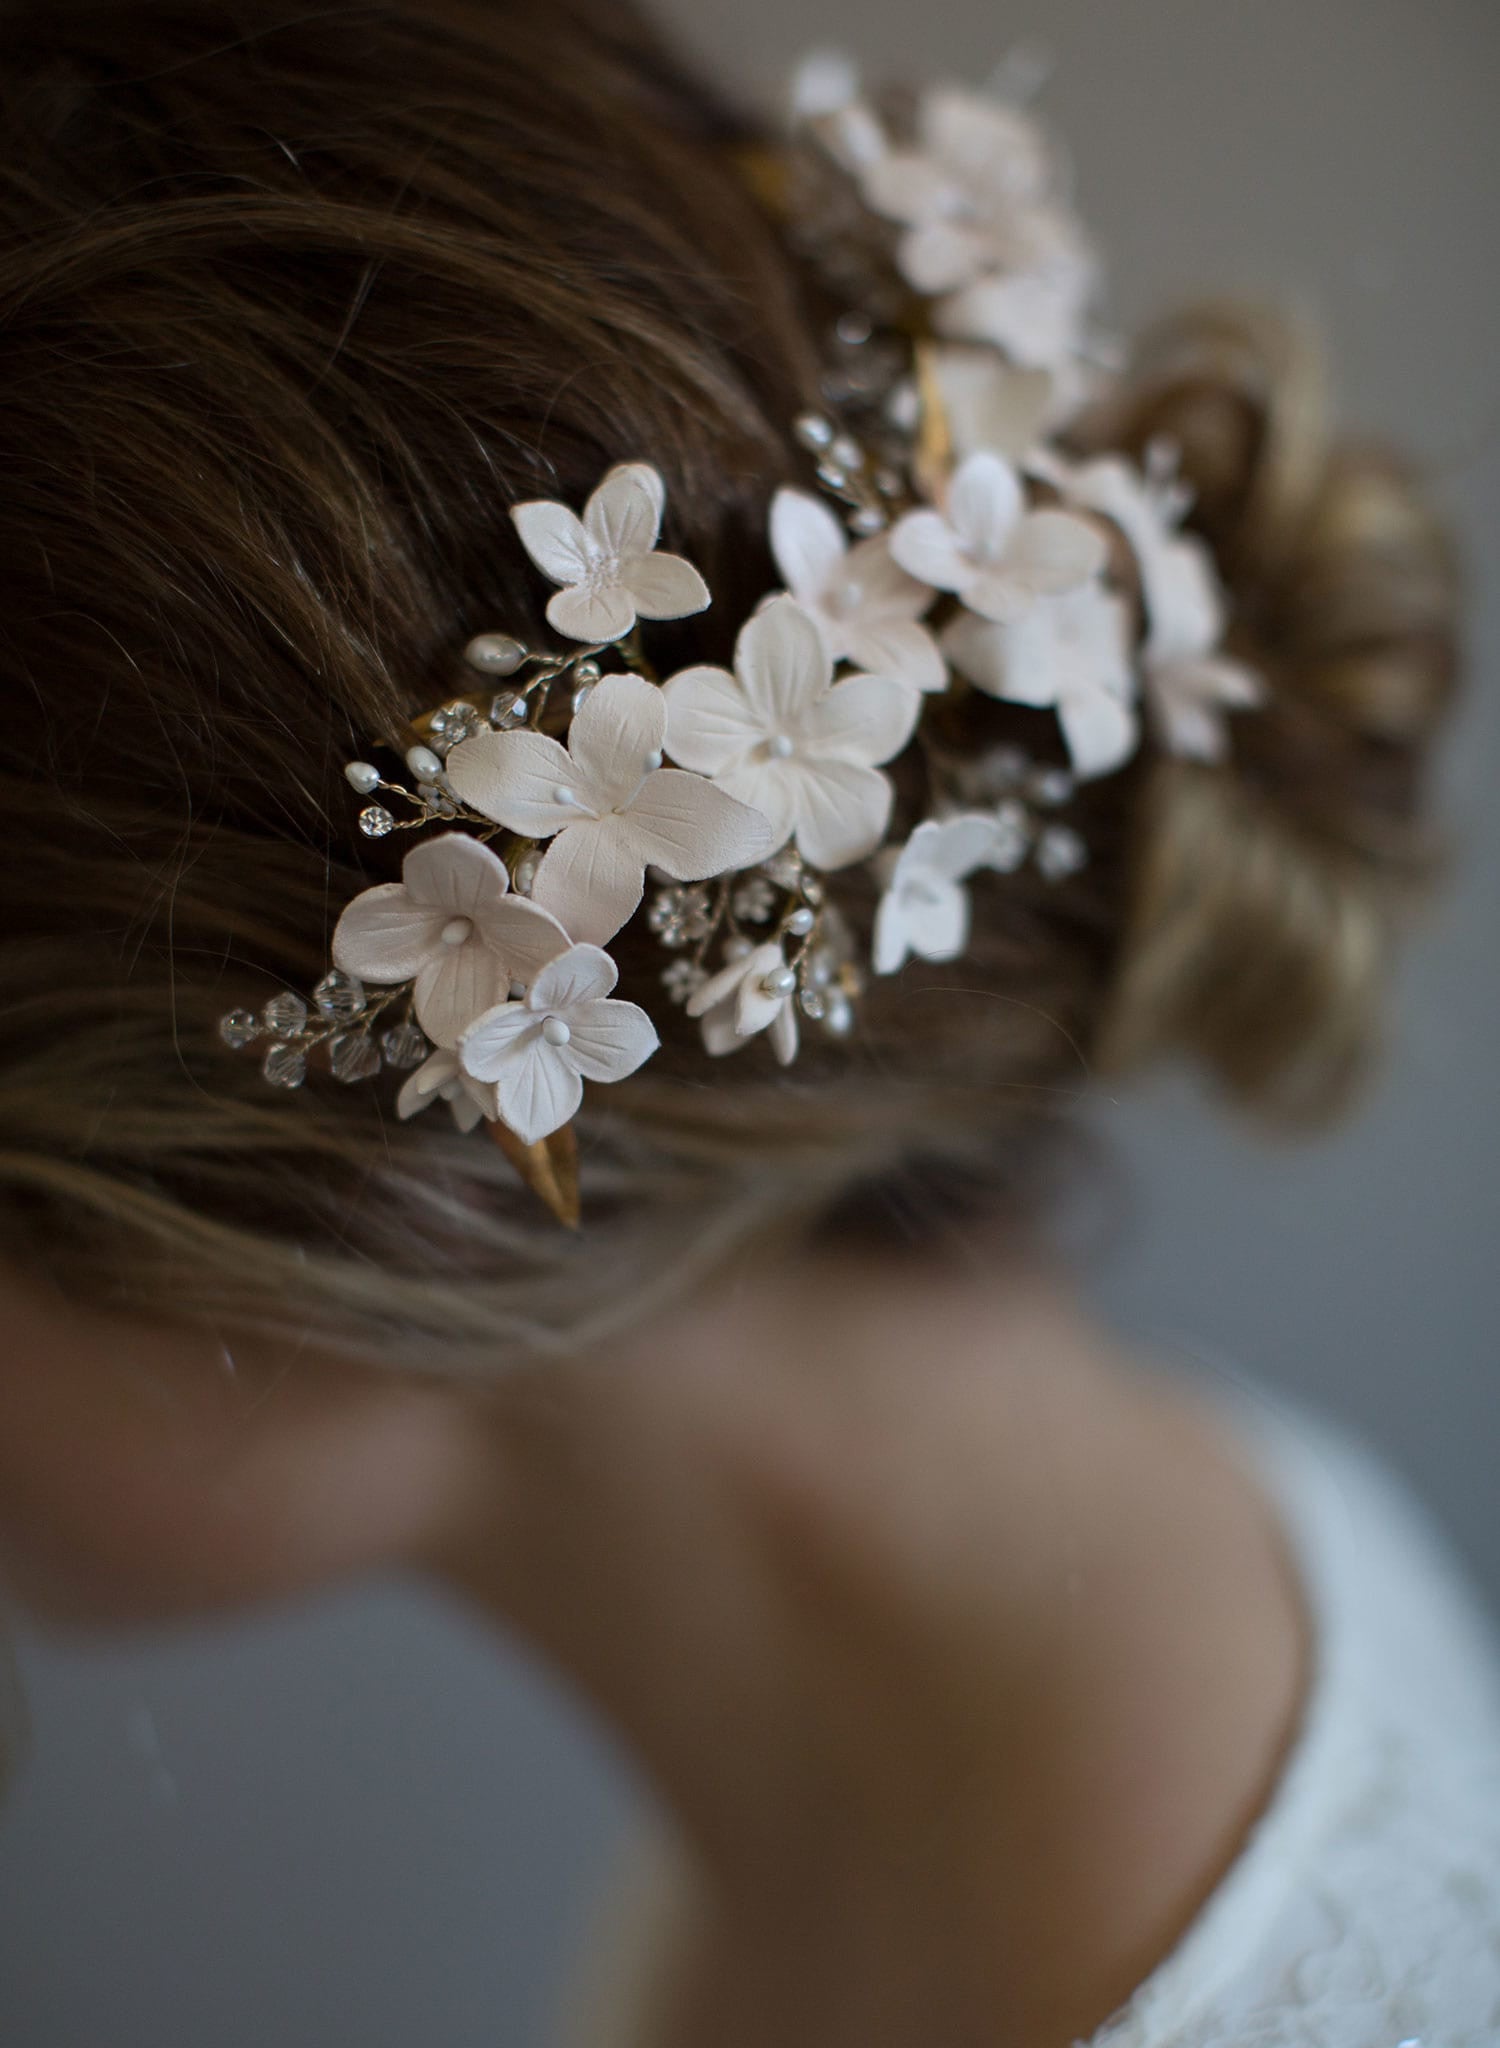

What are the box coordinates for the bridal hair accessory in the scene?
[220,52,1263,1224]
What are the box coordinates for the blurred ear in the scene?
[0,1266,496,1626]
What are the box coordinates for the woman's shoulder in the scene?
[553,1387,1500,2048]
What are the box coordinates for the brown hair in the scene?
[0,0,1460,1372]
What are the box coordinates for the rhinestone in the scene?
[873,467,903,498]
[849,505,886,536]
[359,804,395,838]
[428,701,483,752]
[801,876,825,906]
[794,412,835,451]
[218,1008,260,1050]
[647,883,712,948]
[661,959,708,1005]
[732,877,776,924]
[763,851,802,890]
[571,682,595,716]
[829,433,862,470]
[835,311,873,347]
[573,658,603,686]
[798,987,827,1021]
[381,1020,429,1069]
[1036,824,1087,882]
[823,992,854,1036]
[990,800,1032,873]
[262,1041,307,1089]
[329,1030,382,1083]
[1029,766,1076,808]
[262,991,308,1038]
[312,969,366,1022]
[815,460,847,490]
[344,761,381,795]
[464,633,525,676]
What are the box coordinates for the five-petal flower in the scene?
[396,1046,497,1133]
[889,451,1105,624]
[444,674,773,947]
[943,581,1138,780]
[872,814,1007,974]
[685,940,799,1066]
[511,462,709,644]
[459,944,658,1146]
[769,488,944,691]
[331,834,570,1047]
[663,596,920,871]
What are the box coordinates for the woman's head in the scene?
[0,0,1459,1381]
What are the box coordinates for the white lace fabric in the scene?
[555,1391,1500,2048]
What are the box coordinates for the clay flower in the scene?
[331,834,570,1047]
[458,945,658,1146]
[1039,452,1264,761]
[663,596,920,871]
[685,940,799,1065]
[396,1047,497,1134]
[510,462,709,643]
[444,675,772,947]
[872,814,1006,974]
[889,451,1105,624]
[769,488,945,691]
[943,582,1138,781]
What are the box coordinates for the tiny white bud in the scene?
[541,1016,572,1047]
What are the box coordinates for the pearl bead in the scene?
[541,1016,571,1047]
[406,744,442,781]
[761,966,797,996]
[345,761,381,794]
[553,785,578,806]
[643,750,663,772]
[768,734,795,760]
[440,917,472,947]
[785,907,815,936]
[463,633,525,676]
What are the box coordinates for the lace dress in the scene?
[555,1392,1500,2048]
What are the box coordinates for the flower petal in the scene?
[915,813,1006,882]
[843,616,947,692]
[887,509,971,594]
[583,463,663,559]
[401,831,511,914]
[412,943,513,1047]
[786,757,893,870]
[449,1083,491,1134]
[527,942,618,1014]
[860,149,953,225]
[734,596,830,730]
[663,665,766,774]
[899,220,993,295]
[626,768,773,880]
[566,674,667,808]
[949,452,1024,566]
[769,999,799,1066]
[836,533,932,621]
[618,551,710,621]
[547,579,636,644]
[1057,688,1139,781]
[493,1039,583,1147]
[920,88,1050,200]
[457,1001,538,1082]
[770,488,848,602]
[332,884,446,984]
[733,945,789,1036]
[801,671,920,767]
[564,997,658,1083]
[529,814,645,947]
[511,500,594,586]
[714,757,800,855]
[397,1048,460,1119]
[941,607,1056,705]
[445,729,592,837]
[872,891,912,976]
[900,873,970,965]
[478,896,571,985]
[698,998,744,1057]
[1005,509,1107,599]
[685,954,752,1020]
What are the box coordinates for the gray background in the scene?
[1,2,1495,2043]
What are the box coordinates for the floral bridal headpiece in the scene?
[220,51,1263,1224]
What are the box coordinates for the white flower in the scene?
[1038,452,1264,761]
[444,674,772,947]
[396,1047,496,1134]
[769,488,945,691]
[890,451,1105,624]
[943,581,1139,781]
[787,49,886,172]
[663,596,920,872]
[510,462,709,644]
[858,85,1096,369]
[331,834,570,1047]
[459,945,657,1146]
[685,940,799,1066]
[919,346,1058,462]
[872,814,1007,974]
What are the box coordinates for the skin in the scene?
[0,1239,1307,2047]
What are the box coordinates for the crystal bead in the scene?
[990,800,1032,874]
[763,851,802,890]
[798,987,827,1021]
[849,505,886,536]
[489,691,527,728]
[464,632,525,676]
[218,1008,260,1050]
[427,701,483,753]
[835,311,873,347]
[571,682,595,716]
[359,805,395,838]
[329,1030,382,1083]
[312,969,366,1022]
[262,991,308,1038]
[1029,766,1076,808]
[1036,824,1087,882]
[823,993,854,1036]
[815,460,847,490]
[661,959,708,1005]
[573,658,603,686]
[732,877,776,924]
[829,434,862,470]
[794,412,834,451]
[381,1021,429,1070]
[262,1041,307,1089]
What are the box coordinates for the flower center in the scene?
[440,916,473,946]
[541,1016,572,1047]
[768,733,796,760]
